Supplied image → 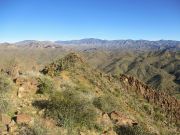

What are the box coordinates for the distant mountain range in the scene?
[56,38,180,51]
[1,38,180,51]
[56,38,180,46]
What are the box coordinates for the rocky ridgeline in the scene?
[119,74,180,123]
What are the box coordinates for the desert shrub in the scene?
[37,76,54,94]
[31,119,48,135]
[18,124,34,135]
[0,74,12,113]
[154,111,164,121]
[18,121,48,135]
[75,83,90,93]
[93,95,119,112]
[45,90,97,129]
[142,103,153,115]
[115,125,154,135]
[153,107,165,121]
[0,74,12,93]
[0,94,11,113]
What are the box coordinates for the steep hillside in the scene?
[0,52,179,135]
[83,49,180,98]
[55,39,180,97]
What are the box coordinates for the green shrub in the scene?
[18,122,48,135]
[75,83,90,93]
[0,94,11,113]
[0,74,12,93]
[153,107,165,121]
[0,74,12,113]
[37,76,54,94]
[31,120,48,135]
[142,103,153,115]
[154,111,164,121]
[115,125,154,135]
[93,95,119,112]
[45,90,97,129]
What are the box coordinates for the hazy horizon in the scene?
[0,38,180,43]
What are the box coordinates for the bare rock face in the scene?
[108,111,138,127]
[16,114,32,124]
[120,74,180,123]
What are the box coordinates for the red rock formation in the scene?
[119,74,180,123]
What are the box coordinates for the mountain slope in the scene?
[38,53,180,135]
[0,52,179,135]
[100,50,180,96]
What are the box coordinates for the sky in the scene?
[0,0,180,42]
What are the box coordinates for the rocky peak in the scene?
[41,53,86,76]
[61,52,85,64]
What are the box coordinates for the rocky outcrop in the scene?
[108,111,138,127]
[119,74,180,123]
[96,111,138,135]
[14,76,38,97]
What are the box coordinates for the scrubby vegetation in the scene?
[0,74,13,93]
[0,74,13,113]
[115,125,154,135]
[37,75,54,94]
[18,121,48,135]
[93,95,120,112]
[45,90,98,130]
